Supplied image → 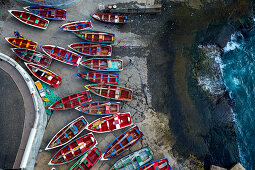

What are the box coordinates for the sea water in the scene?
[222,29,255,169]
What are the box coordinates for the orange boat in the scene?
[72,30,115,44]
[5,37,38,50]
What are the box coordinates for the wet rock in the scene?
[194,44,225,97]
[230,163,245,170]
[210,165,227,170]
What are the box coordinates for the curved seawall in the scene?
[0,52,47,169]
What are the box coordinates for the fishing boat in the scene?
[60,21,92,31]
[80,58,123,71]
[11,48,52,67]
[68,42,112,56]
[77,72,119,84]
[91,13,128,24]
[45,116,87,150]
[48,133,97,165]
[25,63,62,87]
[110,147,153,170]
[85,84,132,101]
[102,125,143,160]
[5,37,38,50]
[75,101,121,116]
[40,45,82,67]
[8,10,49,29]
[24,6,66,20]
[49,91,92,110]
[70,147,102,170]
[87,113,132,133]
[72,30,114,44]
[137,158,171,170]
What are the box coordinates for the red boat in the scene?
[8,10,49,29]
[40,45,82,67]
[75,102,121,116]
[81,58,123,71]
[72,30,114,43]
[77,72,119,84]
[85,84,132,101]
[87,113,132,133]
[68,42,112,56]
[49,91,92,110]
[45,116,87,150]
[24,6,66,20]
[48,133,97,165]
[60,21,92,31]
[70,147,102,170]
[137,158,171,170]
[25,63,62,87]
[11,48,52,67]
[5,37,38,51]
[102,125,143,160]
[91,13,128,24]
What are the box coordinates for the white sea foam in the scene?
[197,45,225,95]
[223,33,242,52]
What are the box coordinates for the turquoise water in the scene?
[222,29,255,169]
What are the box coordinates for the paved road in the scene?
[0,60,35,169]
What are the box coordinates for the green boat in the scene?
[110,147,153,170]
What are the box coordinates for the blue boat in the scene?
[102,125,143,160]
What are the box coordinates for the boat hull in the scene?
[49,133,97,165]
[87,113,132,133]
[91,13,127,24]
[77,72,119,84]
[70,147,102,170]
[60,21,92,31]
[24,6,66,20]
[137,158,171,170]
[8,10,49,29]
[11,48,52,67]
[85,84,132,101]
[102,125,143,160]
[49,91,92,110]
[75,102,121,116]
[5,37,38,51]
[25,63,62,87]
[45,116,87,150]
[80,58,123,71]
[69,42,112,56]
[41,45,82,67]
[72,30,114,44]
[110,147,153,170]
